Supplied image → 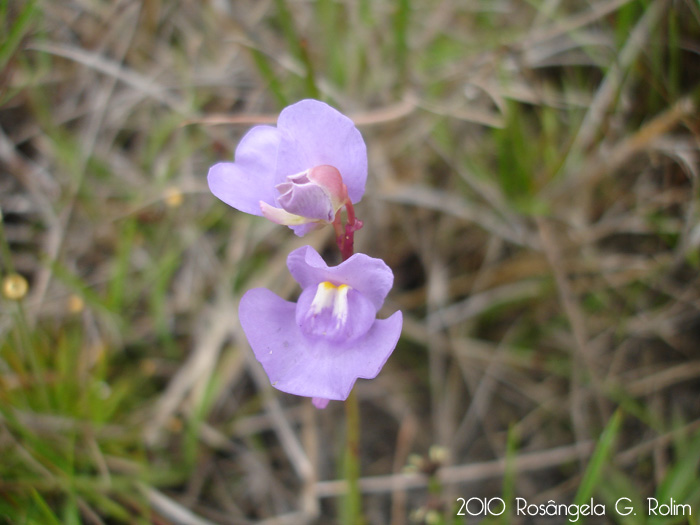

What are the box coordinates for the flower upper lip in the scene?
[287,245,394,311]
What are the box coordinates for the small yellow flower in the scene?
[164,186,183,208]
[424,510,442,525]
[2,273,28,300]
[68,294,84,313]
[428,445,448,464]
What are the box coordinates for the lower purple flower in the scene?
[239,246,403,409]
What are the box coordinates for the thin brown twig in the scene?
[315,441,595,497]
[140,485,218,525]
[518,0,636,52]
[182,93,419,128]
[536,217,610,455]
[555,94,696,198]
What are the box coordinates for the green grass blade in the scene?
[573,410,623,521]
[250,47,289,107]
[393,0,410,89]
[29,489,62,525]
[341,389,363,525]
[656,430,700,504]
[0,0,39,72]
[272,0,320,99]
[106,217,137,313]
[501,425,519,524]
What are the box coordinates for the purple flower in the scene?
[239,245,402,409]
[208,100,367,236]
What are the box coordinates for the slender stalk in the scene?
[334,200,363,262]
[341,388,362,524]
[336,200,364,523]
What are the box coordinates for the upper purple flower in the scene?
[208,100,367,236]
[239,245,402,409]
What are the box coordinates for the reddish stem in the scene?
[334,199,363,261]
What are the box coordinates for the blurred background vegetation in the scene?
[1,0,700,523]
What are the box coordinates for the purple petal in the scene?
[239,288,403,401]
[207,125,280,215]
[289,223,323,237]
[287,246,394,311]
[276,100,367,203]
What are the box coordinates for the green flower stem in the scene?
[342,388,363,524]
[336,196,364,523]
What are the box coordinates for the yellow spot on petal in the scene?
[310,281,339,314]
[308,281,352,331]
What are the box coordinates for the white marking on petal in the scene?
[260,201,311,225]
[310,281,337,315]
[333,284,350,329]
[306,281,353,336]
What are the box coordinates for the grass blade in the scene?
[0,0,39,71]
[573,410,623,520]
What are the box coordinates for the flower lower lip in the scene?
[238,245,402,404]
